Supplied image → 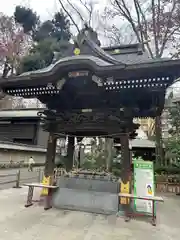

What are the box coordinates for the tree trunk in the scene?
[155,115,164,165]
[105,138,113,172]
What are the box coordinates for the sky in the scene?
[1,0,107,20]
[1,0,108,40]
[1,0,60,20]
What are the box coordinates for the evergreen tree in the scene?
[14,6,39,33]
[164,93,180,166]
[15,7,72,74]
[33,12,71,42]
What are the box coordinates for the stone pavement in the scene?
[0,187,179,240]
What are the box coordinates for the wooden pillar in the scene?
[155,115,164,166]
[105,138,113,172]
[120,133,131,209]
[44,132,57,178]
[66,136,75,171]
[121,134,131,183]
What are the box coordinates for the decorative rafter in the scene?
[5,76,170,97]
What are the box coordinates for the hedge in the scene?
[154,165,180,175]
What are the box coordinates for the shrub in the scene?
[154,165,180,175]
[112,168,121,177]
[154,164,180,183]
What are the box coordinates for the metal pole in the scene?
[13,170,21,188]
[37,169,41,183]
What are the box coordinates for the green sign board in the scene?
[134,160,155,214]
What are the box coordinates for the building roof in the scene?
[0,140,46,152]
[0,108,45,119]
[1,28,180,85]
[0,27,180,123]
[172,96,180,103]
[103,43,151,64]
[114,139,157,149]
[1,56,180,88]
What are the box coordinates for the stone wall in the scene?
[37,126,49,148]
[53,176,119,214]
[0,142,59,164]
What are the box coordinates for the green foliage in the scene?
[33,12,71,42]
[111,161,121,177]
[17,8,72,74]
[154,163,180,183]
[31,38,58,65]
[165,137,180,162]
[164,92,180,165]
[81,152,106,170]
[55,156,66,168]
[14,6,39,33]
[18,40,72,74]
[111,168,121,177]
[18,53,46,73]
[154,164,180,175]
[168,102,180,136]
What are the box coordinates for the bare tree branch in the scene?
[58,0,80,33]
[151,0,159,56]
[79,0,94,26]
[113,0,142,43]
[133,0,144,43]
[0,13,31,77]
[106,0,180,58]
[66,0,85,24]
[159,0,177,57]
[134,0,154,57]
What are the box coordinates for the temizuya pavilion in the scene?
[0,26,180,206]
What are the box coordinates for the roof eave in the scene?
[0,58,180,87]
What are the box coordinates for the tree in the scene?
[0,13,31,77]
[164,93,180,165]
[58,0,101,32]
[100,23,136,46]
[0,13,31,109]
[29,38,62,66]
[57,0,138,46]
[33,11,71,42]
[104,0,180,58]
[18,52,45,73]
[80,138,116,172]
[102,0,180,167]
[14,6,39,34]
[18,9,72,74]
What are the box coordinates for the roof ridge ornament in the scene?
[76,24,101,47]
[74,25,125,65]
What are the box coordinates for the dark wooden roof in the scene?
[103,43,151,64]
[1,56,180,87]
[1,27,180,121]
